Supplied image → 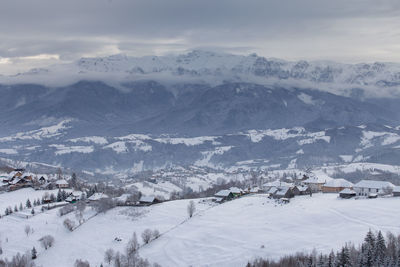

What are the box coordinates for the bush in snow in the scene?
[39,235,54,250]
[26,199,32,208]
[141,229,152,244]
[31,247,37,260]
[104,248,115,264]
[187,200,196,218]
[63,218,75,232]
[74,259,90,267]
[152,229,160,240]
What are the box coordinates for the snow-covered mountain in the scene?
[3,50,400,98]
[2,51,400,175]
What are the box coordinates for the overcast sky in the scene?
[1,0,400,74]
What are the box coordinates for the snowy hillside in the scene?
[1,192,400,266]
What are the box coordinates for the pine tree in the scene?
[50,193,56,202]
[8,206,12,214]
[317,254,325,267]
[61,190,67,200]
[33,199,37,206]
[19,203,23,211]
[26,199,32,208]
[336,246,351,267]
[57,189,62,202]
[375,231,386,265]
[327,250,335,267]
[31,247,37,259]
[71,173,77,189]
[14,205,18,212]
[362,230,376,267]
[4,208,8,216]
[31,208,35,215]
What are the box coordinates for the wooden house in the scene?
[272,187,295,199]
[55,179,69,189]
[296,185,311,195]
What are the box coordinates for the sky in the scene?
[1,0,400,74]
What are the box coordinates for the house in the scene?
[353,180,395,196]
[88,192,109,201]
[38,175,49,184]
[273,186,295,199]
[393,186,400,197]
[339,188,357,199]
[229,187,243,197]
[267,187,278,196]
[139,196,161,205]
[291,186,300,196]
[65,191,84,203]
[214,190,234,202]
[322,179,353,193]
[249,186,262,193]
[302,177,326,192]
[297,185,311,195]
[55,179,69,189]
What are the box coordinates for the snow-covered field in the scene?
[1,192,400,266]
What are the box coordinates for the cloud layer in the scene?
[0,0,400,73]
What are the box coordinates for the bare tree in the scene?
[94,198,115,214]
[187,200,196,218]
[104,248,115,264]
[24,225,31,236]
[126,232,139,256]
[39,235,55,250]
[141,229,152,244]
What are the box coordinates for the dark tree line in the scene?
[247,230,400,267]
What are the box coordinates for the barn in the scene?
[322,179,353,193]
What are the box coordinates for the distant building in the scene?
[392,186,400,197]
[55,179,69,189]
[296,185,311,195]
[88,192,109,201]
[214,190,234,202]
[322,179,353,193]
[272,186,295,199]
[302,177,326,192]
[139,196,161,205]
[353,180,395,196]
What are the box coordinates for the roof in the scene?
[88,192,109,201]
[215,190,232,197]
[268,187,278,194]
[296,185,309,192]
[353,180,395,189]
[339,188,356,194]
[275,187,290,196]
[249,187,260,193]
[139,196,157,203]
[324,178,353,188]
[229,187,242,194]
[55,179,68,185]
[393,186,400,193]
[115,193,131,202]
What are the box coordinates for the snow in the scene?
[155,136,219,146]
[324,178,353,188]
[68,136,108,145]
[297,93,318,105]
[49,144,94,155]
[2,192,400,266]
[103,141,127,153]
[0,148,18,155]
[353,180,395,189]
[339,155,353,163]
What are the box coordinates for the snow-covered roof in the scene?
[392,186,400,193]
[55,179,68,185]
[296,185,309,192]
[339,188,356,194]
[71,191,83,197]
[353,180,394,189]
[324,179,353,188]
[250,187,260,193]
[267,187,278,194]
[275,187,290,196]
[215,190,232,197]
[88,192,109,201]
[229,187,242,194]
[139,196,156,203]
[115,193,131,202]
